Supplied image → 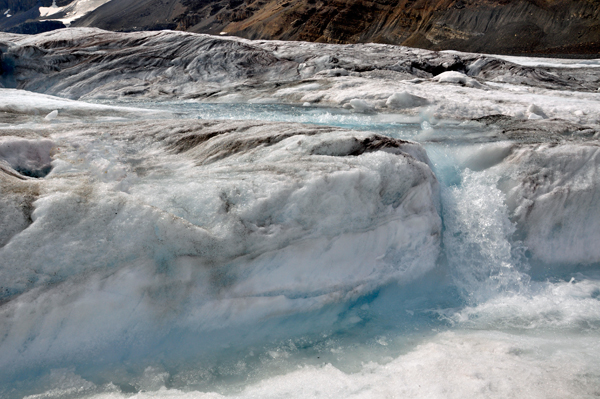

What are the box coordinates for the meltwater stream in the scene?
[2,102,600,398]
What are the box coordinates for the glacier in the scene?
[0,28,600,398]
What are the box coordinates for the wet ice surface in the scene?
[1,29,600,398]
[0,97,598,399]
[3,28,600,125]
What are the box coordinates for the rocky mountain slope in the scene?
[0,0,104,34]
[73,0,600,55]
[1,0,599,54]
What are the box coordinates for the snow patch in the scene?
[386,92,429,109]
[39,0,112,24]
[433,71,483,88]
[527,104,548,119]
[349,99,375,113]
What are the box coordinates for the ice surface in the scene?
[18,331,600,399]
[527,104,548,119]
[385,92,428,110]
[1,29,599,125]
[1,95,598,399]
[491,54,600,69]
[0,136,54,177]
[348,99,374,113]
[1,30,600,399]
[497,143,600,266]
[0,89,168,120]
[44,110,58,120]
[432,71,481,88]
[0,111,441,383]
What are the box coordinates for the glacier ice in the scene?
[385,92,429,110]
[527,104,548,119]
[44,109,58,120]
[348,99,374,113]
[0,112,441,380]
[0,28,600,398]
[499,143,600,266]
[1,28,599,123]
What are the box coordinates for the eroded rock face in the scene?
[2,0,598,55]
[70,0,600,55]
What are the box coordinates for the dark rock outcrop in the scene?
[6,20,65,35]
[0,0,70,33]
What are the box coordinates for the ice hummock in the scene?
[0,105,442,385]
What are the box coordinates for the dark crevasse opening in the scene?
[13,163,53,178]
[0,138,54,178]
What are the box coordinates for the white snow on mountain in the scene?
[39,0,112,25]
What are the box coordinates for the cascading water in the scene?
[439,162,528,304]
